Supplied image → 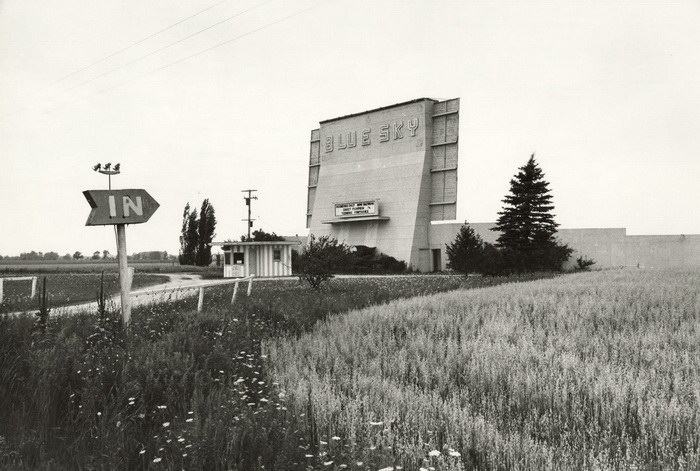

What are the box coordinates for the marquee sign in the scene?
[334,200,377,218]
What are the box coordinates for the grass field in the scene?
[0,273,170,314]
[268,269,700,470]
[0,260,220,275]
[0,273,544,469]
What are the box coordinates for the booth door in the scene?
[247,248,257,276]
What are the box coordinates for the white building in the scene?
[211,241,299,278]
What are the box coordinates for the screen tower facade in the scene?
[306,97,460,270]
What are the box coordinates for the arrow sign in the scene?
[83,189,159,226]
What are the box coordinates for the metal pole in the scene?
[198,287,204,312]
[31,277,37,298]
[247,276,253,296]
[116,224,131,328]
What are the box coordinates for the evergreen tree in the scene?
[493,154,572,272]
[446,223,486,275]
[196,199,216,266]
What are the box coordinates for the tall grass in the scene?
[0,275,534,469]
[268,269,700,470]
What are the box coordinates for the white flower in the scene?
[96,412,102,416]
[152,457,162,463]
[324,461,334,466]
[378,467,394,471]
[428,450,441,457]
[162,422,170,427]
[186,418,194,423]
[369,421,383,426]
[139,450,146,455]
[448,450,461,457]
[332,436,341,441]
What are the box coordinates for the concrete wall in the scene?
[625,234,700,268]
[427,223,700,271]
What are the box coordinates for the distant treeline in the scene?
[0,250,176,262]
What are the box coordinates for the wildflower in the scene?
[139,450,146,455]
[153,457,162,463]
[332,436,341,440]
[97,412,102,417]
[428,450,440,457]
[369,421,383,426]
[448,450,461,457]
[378,467,394,471]
[324,461,334,466]
[182,453,188,457]
[162,422,170,427]
[320,440,328,445]
[186,418,194,423]
[305,454,314,458]
[178,438,185,442]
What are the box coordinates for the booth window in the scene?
[224,252,231,265]
[233,252,245,265]
[273,249,281,262]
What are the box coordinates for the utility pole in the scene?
[241,189,258,240]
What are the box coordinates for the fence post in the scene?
[231,281,239,305]
[0,279,3,304]
[31,277,37,298]
[247,276,254,296]
[197,287,204,312]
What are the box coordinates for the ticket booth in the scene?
[212,241,299,278]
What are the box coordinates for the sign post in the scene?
[83,188,159,329]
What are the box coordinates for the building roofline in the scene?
[212,241,301,247]
[319,97,439,124]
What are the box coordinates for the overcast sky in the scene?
[1,0,699,257]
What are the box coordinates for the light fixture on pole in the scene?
[93,163,121,190]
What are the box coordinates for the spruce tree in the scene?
[445,223,486,275]
[493,154,571,272]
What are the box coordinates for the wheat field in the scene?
[267,270,700,470]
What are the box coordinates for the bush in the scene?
[576,255,596,271]
[345,246,406,274]
[296,235,351,289]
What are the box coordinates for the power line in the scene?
[66,0,275,93]
[38,0,233,92]
[61,0,331,104]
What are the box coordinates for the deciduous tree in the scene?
[196,199,216,266]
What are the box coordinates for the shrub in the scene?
[345,246,406,274]
[576,255,596,270]
[296,235,351,289]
